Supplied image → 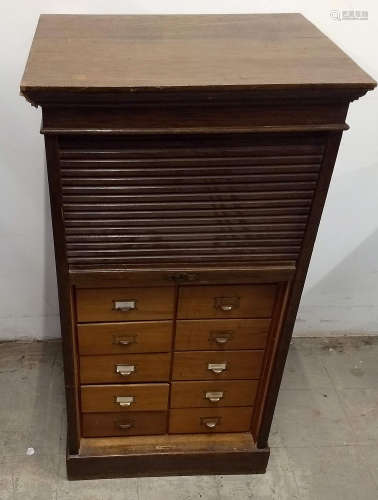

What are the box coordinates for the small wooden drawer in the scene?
[80,353,171,384]
[172,350,264,380]
[76,286,175,322]
[169,407,253,434]
[170,380,259,408]
[82,411,167,437]
[77,321,173,355]
[177,284,276,319]
[81,383,169,412]
[175,318,270,351]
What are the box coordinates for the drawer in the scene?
[76,286,175,322]
[175,318,270,351]
[80,353,171,384]
[172,350,264,380]
[170,380,258,408]
[77,321,173,355]
[82,411,167,437]
[169,407,253,434]
[81,383,169,412]
[177,284,276,319]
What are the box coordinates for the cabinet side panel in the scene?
[255,130,343,448]
[44,135,81,453]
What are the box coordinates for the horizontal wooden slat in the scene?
[63,207,310,220]
[65,231,305,242]
[68,254,299,264]
[62,190,314,203]
[65,223,306,235]
[61,176,318,187]
[62,183,316,195]
[66,239,302,250]
[59,143,325,159]
[63,198,313,212]
[70,260,297,271]
[64,215,308,228]
[68,246,300,256]
[60,159,322,171]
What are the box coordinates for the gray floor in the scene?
[0,337,378,499]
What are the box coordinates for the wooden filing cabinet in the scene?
[20,13,375,479]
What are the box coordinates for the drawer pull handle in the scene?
[113,300,137,312]
[205,421,217,428]
[201,417,221,429]
[208,362,227,374]
[116,396,134,407]
[205,391,224,403]
[117,422,134,430]
[114,335,137,346]
[119,339,133,345]
[215,336,229,344]
[116,364,135,376]
[221,305,233,311]
[214,296,240,312]
[210,331,234,345]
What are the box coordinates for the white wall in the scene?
[0,0,377,340]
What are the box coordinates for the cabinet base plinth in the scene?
[66,433,269,480]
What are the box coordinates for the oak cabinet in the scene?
[21,13,375,479]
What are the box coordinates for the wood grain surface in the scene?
[77,321,173,355]
[81,384,169,412]
[175,318,270,351]
[21,14,375,96]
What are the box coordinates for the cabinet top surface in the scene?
[21,13,375,99]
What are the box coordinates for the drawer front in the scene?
[177,284,276,319]
[81,383,169,413]
[76,287,175,322]
[169,407,253,434]
[80,353,171,384]
[77,321,173,355]
[82,411,167,437]
[175,318,270,351]
[170,380,258,408]
[172,350,264,380]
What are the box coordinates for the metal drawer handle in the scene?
[214,296,240,312]
[201,417,221,429]
[118,339,133,345]
[221,305,233,311]
[205,391,224,403]
[117,422,134,430]
[116,396,134,407]
[113,300,137,312]
[208,362,227,374]
[209,331,233,345]
[215,336,229,344]
[113,335,137,346]
[116,364,135,376]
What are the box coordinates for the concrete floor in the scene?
[0,337,378,499]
